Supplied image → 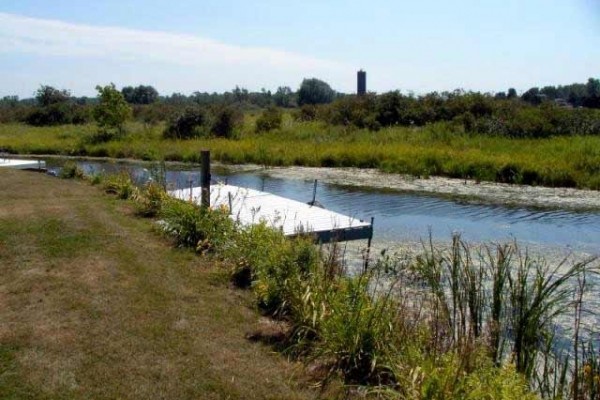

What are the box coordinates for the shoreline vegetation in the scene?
[5,152,600,211]
[0,119,599,192]
[5,164,597,399]
[1,79,600,192]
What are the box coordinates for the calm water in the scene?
[51,160,600,256]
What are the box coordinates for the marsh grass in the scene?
[411,234,599,398]
[2,119,600,188]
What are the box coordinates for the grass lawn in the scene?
[0,168,318,399]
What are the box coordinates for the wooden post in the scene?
[363,217,375,272]
[200,150,211,208]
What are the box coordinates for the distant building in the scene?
[357,70,366,96]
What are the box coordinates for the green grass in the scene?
[0,168,318,399]
[1,117,599,189]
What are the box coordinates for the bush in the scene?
[25,103,90,126]
[226,223,319,314]
[163,107,206,139]
[325,95,379,130]
[58,161,85,179]
[132,182,167,217]
[103,173,134,199]
[294,105,318,122]
[255,107,283,132]
[159,198,234,253]
[210,105,242,138]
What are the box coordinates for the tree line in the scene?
[0,77,599,139]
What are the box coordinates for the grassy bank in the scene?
[0,168,318,399]
[3,167,597,398]
[1,119,599,189]
[113,168,595,399]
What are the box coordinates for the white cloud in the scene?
[0,12,353,96]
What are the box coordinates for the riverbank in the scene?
[3,166,592,399]
[0,168,318,399]
[3,152,600,212]
[1,121,599,190]
[260,165,600,211]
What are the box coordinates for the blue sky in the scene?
[0,0,598,98]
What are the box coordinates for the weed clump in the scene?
[58,161,85,179]
[102,173,134,199]
[132,182,167,217]
[159,198,234,254]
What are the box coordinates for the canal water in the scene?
[48,160,600,257]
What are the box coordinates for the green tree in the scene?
[35,85,70,107]
[507,88,518,99]
[297,78,335,105]
[93,83,132,135]
[121,85,159,104]
[273,86,295,107]
[586,78,600,97]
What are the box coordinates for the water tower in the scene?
[357,70,367,96]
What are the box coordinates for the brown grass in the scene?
[0,168,319,399]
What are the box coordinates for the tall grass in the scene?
[1,120,600,189]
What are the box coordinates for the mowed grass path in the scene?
[0,169,316,399]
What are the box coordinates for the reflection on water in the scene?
[52,160,600,256]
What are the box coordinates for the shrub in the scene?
[58,161,85,179]
[132,182,167,217]
[163,107,207,139]
[25,103,77,126]
[325,94,379,130]
[210,105,242,138]
[226,223,319,315]
[294,105,318,122]
[159,198,234,253]
[102,173,134,199]
[255,107,283,133]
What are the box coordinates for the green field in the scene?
[1,118,599,189]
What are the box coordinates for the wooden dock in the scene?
[170,184,373,243]
[0,158,46,170]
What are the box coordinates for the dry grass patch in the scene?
[0,168,319,400]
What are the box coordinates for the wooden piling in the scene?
[363,217,375,271]
[200,150,211,208]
